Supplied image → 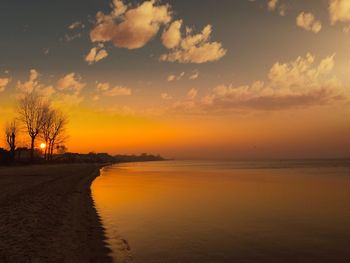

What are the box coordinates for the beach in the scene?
[0,164,113,263]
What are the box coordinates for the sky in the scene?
[0,0,350,159]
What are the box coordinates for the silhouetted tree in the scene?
[4,120,17,161]
[42,109,54,160]
[56,145,68,155]
[18,93,48,162]
[47,110,67,160]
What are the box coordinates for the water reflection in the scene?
[92,160,350,263]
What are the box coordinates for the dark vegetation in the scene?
[0,149,164,165]
[57,152,164,164]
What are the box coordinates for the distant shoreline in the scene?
[0,163,113,262]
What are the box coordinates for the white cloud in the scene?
[90,0,172,49]
[296,12,322,33]
[329,0,350,25]
[96,82,132,97]
[85,46,109,64]
[160,24,226,64]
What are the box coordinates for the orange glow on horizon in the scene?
[58,105,350,159]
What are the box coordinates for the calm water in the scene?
[91,160,350,263]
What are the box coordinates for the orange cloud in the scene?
[161,93,172,100]
[56,73,85,95]
[162,20,183,49]
[267,0,287,16]
[160,24,226,64]
[172,54,346,113]
[0,77,10,92]
[96,82,132,97]
[89,0,225,64]
[85,46,108,65]
[268,0,278,11]
[90,0,171,49]
[17,69,39,93]
[329,0,350,25]
[296,12,322,33]
[189,71,200,80]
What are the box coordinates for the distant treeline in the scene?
[59,152,164,164]
[114,153,164,163]
[0,149,164,166]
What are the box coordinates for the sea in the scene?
[91,160,350,263]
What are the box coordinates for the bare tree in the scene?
[18,93,48,162]
[5,120,17,161]
[56,145,68,155]
[41,109,54,160]
[47,109,68,161]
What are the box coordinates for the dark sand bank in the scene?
[0,164,113,263]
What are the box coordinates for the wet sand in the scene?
[0,164,113,263]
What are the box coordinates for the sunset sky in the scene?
[0,0,350,159]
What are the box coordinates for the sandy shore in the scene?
[0,164,113,263]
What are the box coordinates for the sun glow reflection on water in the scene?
[92,160,350,263]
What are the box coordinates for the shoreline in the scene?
[0,163,113,262]
[77,163,114,263]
